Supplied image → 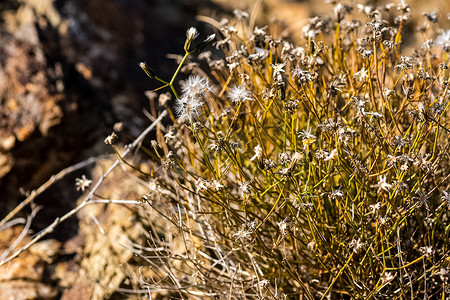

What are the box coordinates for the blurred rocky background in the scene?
[0,0,448,299]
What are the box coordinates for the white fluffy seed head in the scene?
[435,30,450,51]
[174,95,204,121]
[181,75,213,97]
[227,85,253,103]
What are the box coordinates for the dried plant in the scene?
[2,1,450,299]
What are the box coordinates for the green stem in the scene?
[170,52,190,86]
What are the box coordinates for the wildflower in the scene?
[380,272,395,285]
[437,268,448,282]
[277,217,294,237]
[256,279,270,288]
[157,92,171,106]
[367,19,385,32]
[315,149,329,160]
[262,159,276,170]
[232,227,253,243]
[384,3,395,11]
[379,216,391,226]
[423,11,438,23]
[163,151,175,170]
[246,219,258,232]
[419,246,433,257]
[196,177,210,192]
[283,100,300,114]
[391,135,410,149]
[386,154,398,166]
[139,62,156,78]
[401,85,413,99]
[439,62,448,69]
[174,94,204,120]
[324,149,338,161]
[209,59,225,70]
[228,141,241,149]
[364,111,382,121]
[349,238,365,253]
[164,126,176,141]
[383,40,398,49]
[383,88,394,98]
[394,181,409,192]
[399,163,408,172]
[413,153,433,173]
[227,85,253,103]
[253,26,267,36]
[441,191,450,208]
[239,181,252,195]
[414,191,430,210]
[232,9,248,20]
[435,30,450,52]
[357,4,373,15]
[292,67,316,82]
[144,90,157,102]
[329,187,344,200]
[307,240,316,251]
[148,179,159,192]
[433,100,447,115]
[291,46,306,58]
[371,175,393,193]
[359,49,373,59]
[353,66,369,82]
[334,3,352,22]
[250,145,263,161]
[208,142,222,154]
[286,152,300,164]
[291,196,313,211]
[302,24,318,40]
[104,132,118,145]
[328,80,345,97]
[318,118,341,132]
[184,27,199,52]
[421,40,433,52]
[198,50,211,62]
[267,37,282,48]
[75,175,92,192]
[351,96,368,119]
[186,27,199,42]
[227,62,239,73]
[193,33,215,53]
[271,63,286,82]
[247,48,268,62]
[336,126,355,144]
[279,152,292,165]
[395,56,416,69]
[342,19,362,32]
[278,167,293,177]
[239,74,250,85]
[180,75,213,98]
[297,128,316,146]
[369,202,381,215]
[397,0,410,12]
[222,24,238,35]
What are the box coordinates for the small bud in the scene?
[194,34,216,53]
[184,27,199,52]
[104,132,118,145]
[139,62,156,78]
